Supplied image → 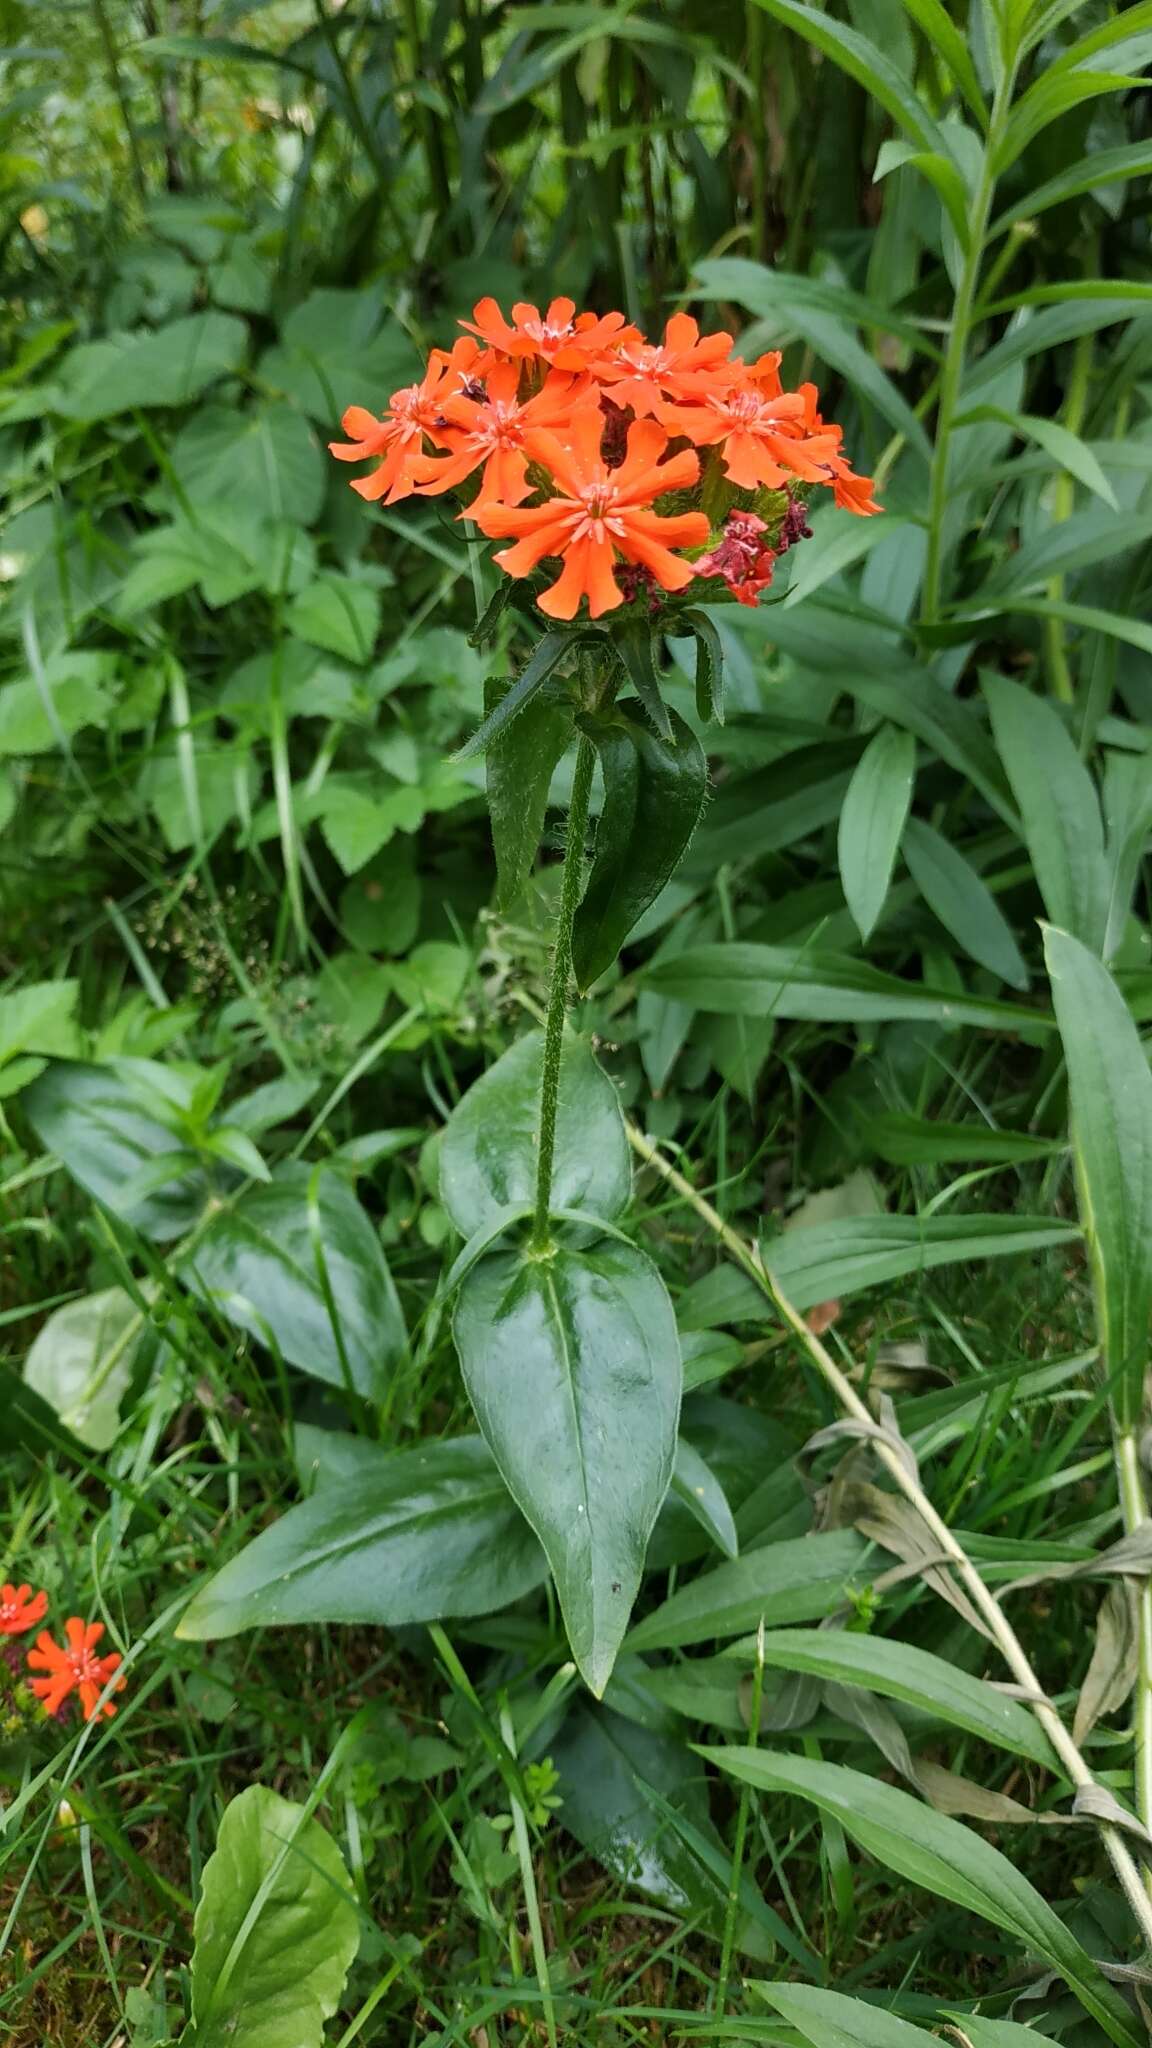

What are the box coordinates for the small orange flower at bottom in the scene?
[475,413,709,620]
[0,1582,48,1635]
[27,1618,126,1722]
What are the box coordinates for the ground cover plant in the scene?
[5,0,1152,2042]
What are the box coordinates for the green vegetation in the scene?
[5,1,1152,2043]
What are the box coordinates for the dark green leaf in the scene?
[485,679,574,909]
[697,1749,1140,2048]
[177,1435,546,1639]
[766,1212,1078,1311]
[572,701,708,990]
[683,609,725,724]
[24,1059,208,1241]
[752,1981,934,2048]
[902,817,1029,988]
[184,1164,406,1399]
[615,629,673,741]
[1045,926,1152,1431]
[456,632,573,760]
[837,724,916,941]
[440,1029,630,1238]
[644,943,1048,1030]
[984,674,1110,953]
[671,1438,739,1559]
[625,1530,868,1652]
[454,1237,681,1694]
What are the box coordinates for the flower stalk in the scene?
[532,733,596,1249]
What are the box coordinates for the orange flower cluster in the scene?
[331,297,878,619]
[2,1580,125,1724]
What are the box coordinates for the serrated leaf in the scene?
[52,311,247,420]
[454,1237,681,1694]
[288,576,380,665]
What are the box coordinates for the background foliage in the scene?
[5,0,1152,2042]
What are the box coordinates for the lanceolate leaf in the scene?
[983,673,1110,953]
[671,1438,739,1559]
[190,1785,359,2048]
[184,1164,405,1400]
[1044,926,1152,1430]
[697,1750,1141,2048]
[177,1435,546,1639]
[572,700,708,992]
[456,630,573,760]
[454,1237,681,1694]
[643,942,1048,1030]
[723,1627,1058,1768]
[440,1029,631,1238]
[485,679,574,909]
[24,1058,208,1241]
[837,723,916,940]
[901,816,1029,988]
[625,1530,867,1652]
[752,1981,934,2048]
[765,1213,1077,1311]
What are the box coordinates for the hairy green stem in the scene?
[1116,1429,1152,1903]
[626,1123,1152,1955]
[532,735,596,1248]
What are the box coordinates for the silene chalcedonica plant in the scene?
[323,296,879,1695]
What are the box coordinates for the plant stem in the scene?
[532,735,596,1249]
[1116,1428,1152,1902]
[1043,317,1094,706]
[626,1122,1152,1955]
[92,0,149,207]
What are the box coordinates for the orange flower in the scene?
[328,338,480,505]
[595,313,735,416]
[475,413,709,620]
[662,356,845,493]
[0,1582,47,1635]
[464,296,637,371]
[415,362,600,512]
[27,1618,126,1722]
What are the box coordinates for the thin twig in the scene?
[626,1121,1152,1954]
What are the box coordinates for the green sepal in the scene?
[468,577,513,649]
[572,698,709,992]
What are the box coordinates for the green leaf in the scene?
[683,609,726,725]
[902,817,1029,988]
[615,629,673,742]
[752,1981,933,2048]
[572,700,708,992]
[765,1212,1078,1311]
[190,1784,359,2048]
[177,1434,546,1640]
[694,257,931,457]
[23,1287,147,1451]
[184,1164,405,1400]
[440,1029,630,1239]
[724,1628,1058,1769]
[643,943,1048,1031]
[984,674,1110,953]
[24,1059,208,1241]
[837,724,916,941]
[1044,926,1152,1432]
[0,980,80,1068]
[955,405,1117,508]
[169,402,326,525]
[551,1705,782,1960]
[992,142,1152,234]
[864,1113,1057,1167]
[895,0,986,122]
[485,678,574,909]
[454,1237,681,1694]
[625,1530,867,1652]
[287,576,380,665]
[52,311,247,420]
[456,631,574,760]
[697,1749,1140,2048]
[841,667,1017,829]
[671,1438,739,1560]
[0,651,115,758]
[261,288,421,427]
